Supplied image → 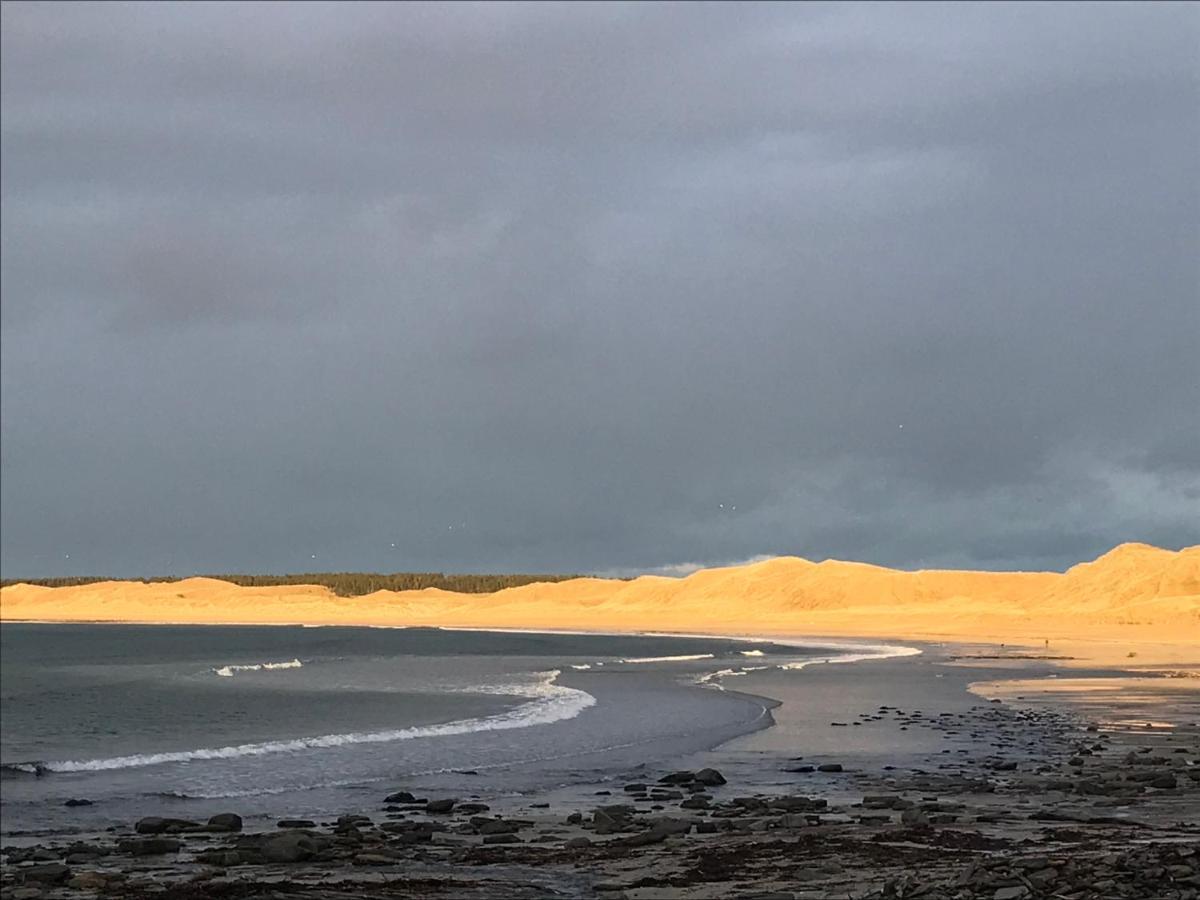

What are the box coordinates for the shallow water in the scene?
[1,624,827,834]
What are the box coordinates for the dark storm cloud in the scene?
[2,1,1197,578]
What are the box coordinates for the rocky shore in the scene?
[4,685,1198,900]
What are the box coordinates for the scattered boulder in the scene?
[476,819,519,836]
[593,805,634,834]
[483,834,522,844]
[862,795,902,810]
[67,871,109,891]
[658,771,695,785]
[694,768,727,786]
[354,853,396,865]
[207,812,243,832]
[900,808,929,827]
[134,816,199,834]
[63,798,93,808]
[19,863,71,885]
[119,837,182,856]
[425,798,456,814]
[614,817,692,847]
[260,831,318,863]
[194,849,242,867]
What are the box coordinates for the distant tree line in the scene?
[0,572,598,597]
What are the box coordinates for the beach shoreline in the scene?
[3,632,1198,898]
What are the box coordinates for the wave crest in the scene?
[213,658,303,677]
[43,670,594,774]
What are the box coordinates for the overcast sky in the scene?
[2,1,1197,579]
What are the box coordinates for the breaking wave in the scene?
[776,643,922,670]
[213,658,303,677]
[620,653,715,663]
[41,670,595,774]
[0,762,49,778]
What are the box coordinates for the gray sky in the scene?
[2,1,1198,578]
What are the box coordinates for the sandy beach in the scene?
[3,543,1197,668]
[3,544,1197,897]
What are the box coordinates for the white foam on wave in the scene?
[570,663,593,670]
[213,658,303,677]
[45,670,595,773]
[697,667,743,685]
[619,653,715,663]
[776,643,922,671]
[691,639,922,687]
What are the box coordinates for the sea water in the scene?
[0,624,841,834]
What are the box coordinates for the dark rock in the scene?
[862,795,902,810]
[354,852,397,865]
[658,771,695,785]
[425,798,456,814]
[769,796,827,813]
[900,808,929,826]
[63,798,93,807]
[134,816,199,834]
[593,805,634,834]
[694,768,727,786]
[817,764,843,773]
[483,834,522,844]
[207,812,242,832]
[384,791,419,804]
[195,849,242,866]
[456,802,490,814]
[614,817,692,847]
[260,831,318,863]
[277,818,316,829]
[476,819,520,836]
[20,863,71,885]
[120,837,182,856]
[67,871,109,890]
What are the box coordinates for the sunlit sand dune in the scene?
[3,543,1197,666]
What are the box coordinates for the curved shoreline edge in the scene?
[0,626,909,788]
